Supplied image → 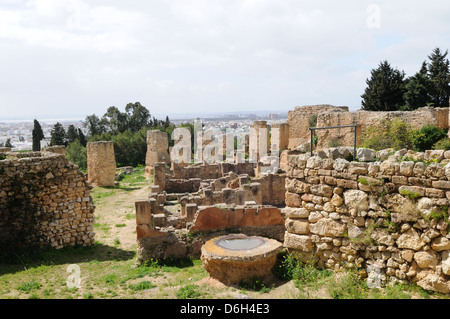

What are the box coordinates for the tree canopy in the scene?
[361,47,450,111]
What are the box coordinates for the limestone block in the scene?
[145,130,170,175]
[285,218,309,235]
[87,141,116,187]
[309,218,346,237]
[283,232,313,252]
[431,237,450,251]
[356,148,376,162]
[396,229,426,251]
[135,200,152,225]
[343,189,368,213]
[442,251,450,275]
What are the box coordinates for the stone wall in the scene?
[154,161,257,193]
[87,141,116,187]
[287,105,449,150]
[43,145,66,155]
[0,151,95,252]
[283,149,450,293]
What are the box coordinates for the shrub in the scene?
[410,125,447,152]
[360,118,413,151]
[66,139,87,171]
[433,138,450,151]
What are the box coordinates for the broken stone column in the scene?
[271,123,289,152]
[87,141,116,187]
[145,130,170,177]
[153,162,167,191]
[249,121,270,162]
[250,182,262,204]
[185,203,197,223]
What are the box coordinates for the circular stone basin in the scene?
[201,234,283,284]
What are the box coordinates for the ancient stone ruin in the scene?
[0,151,95,252]
[287,104,450,150]
[145,130,170,178]
[87,141,116,187]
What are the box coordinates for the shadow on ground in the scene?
[0,243,135,275]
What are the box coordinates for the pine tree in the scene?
[427,47,450,108]
[32,119,44,151]
[403,62,433,110]
[50,122,67,146]
[66,125,79,144]
[361,60,407,111]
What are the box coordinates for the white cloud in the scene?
[0,0,449,119]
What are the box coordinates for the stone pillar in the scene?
[271,123,289,152]
[145,130,170,177]
[249,121,270,162]
[153,162,167,191]
[185,203,197,223]
[250,182,262,205]
[87,141,116,187]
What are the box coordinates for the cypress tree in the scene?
[32,119,44,151]
[403,62,433,110]
[50,122,67,146]
[427,47,450,108]
[361,60,406,111]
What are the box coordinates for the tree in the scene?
[361,60,406,111]
[50,122,67,146]
[83,114,106,138]
[66,125,79,145]
[66,139,87,170]
[403,62,433,110]
[77,128,87,147]
[32,119,44,151]
[125,102,150,132]
[427,47,450,108]
[102,106,128,134]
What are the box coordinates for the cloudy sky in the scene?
[0,0,449,120]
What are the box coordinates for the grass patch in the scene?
[176,284,202,299]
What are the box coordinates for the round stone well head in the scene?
[200,234,283,285]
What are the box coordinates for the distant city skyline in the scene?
[1,1,450,120]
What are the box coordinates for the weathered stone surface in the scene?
[189,205,284,233]
[145,130,170,177]
[431,237,450,251]
[201,234,282,284]
[415,271,450,294]
[309,218,346,237]
[0,152,95,250]
[357,148,376,162]
[87,141,116,187]
[442,251,450,276]
[343,190,368,213]
[283,232,313,252]
[285,218,309,235]
[282,207,310,219]
[396,229,426,251]
[414,251,438,269]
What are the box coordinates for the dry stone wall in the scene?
[0,151,95,252]
[283,149,450,293]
